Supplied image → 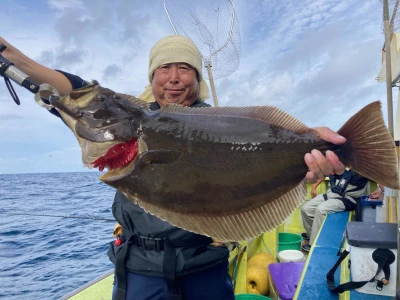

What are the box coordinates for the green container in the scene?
[235,294,272,300]
[278,232,302,251]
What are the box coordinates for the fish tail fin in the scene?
[337,101,399,189]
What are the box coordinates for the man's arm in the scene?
[0,36,72,96]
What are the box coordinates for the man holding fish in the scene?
[0,34,381,300]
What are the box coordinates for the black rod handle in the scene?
[0,43,39,94]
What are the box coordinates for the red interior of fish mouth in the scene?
[92,139,138,172]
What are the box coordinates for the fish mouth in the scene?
[93,139,138,179]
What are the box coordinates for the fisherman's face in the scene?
[152,62,200,107]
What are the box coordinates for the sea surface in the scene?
[0,172,117,300]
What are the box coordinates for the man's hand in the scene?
[305,127,346,183]
[311,187,318,198]
[369,185,384,200]
[0,36,15,61]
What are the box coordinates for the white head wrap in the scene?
[138,35,209,102]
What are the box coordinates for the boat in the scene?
[61,270,114,300]
[2,7,398,299]
[62,177,400,300]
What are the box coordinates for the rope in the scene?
[4,77,20,105]
[0,208,115,221]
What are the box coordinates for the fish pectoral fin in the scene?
[139,150,182,164]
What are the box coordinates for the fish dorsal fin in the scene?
[161,104,310,133]
[118,93,153,111]
[96,83,152,111]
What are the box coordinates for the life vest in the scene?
[326,170,368,211]
[109,191,228,300]
[329,170,368,196]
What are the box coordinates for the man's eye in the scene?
[160,65,169,69]
[179,65,190,71]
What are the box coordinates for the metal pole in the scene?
[384,0,395,138]
[386,1,400,296]
[206,63,219,107]
[383,0,399,293]
[385,0,400,295]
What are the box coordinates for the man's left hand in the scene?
[305,127,346,183]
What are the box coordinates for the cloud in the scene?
[0,0,396,174]
[215,0,390,131]
[47,0,85,10]
[102,64,123,82]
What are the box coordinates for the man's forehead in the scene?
[160,62,193,67]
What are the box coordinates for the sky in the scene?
[0,0,397,174]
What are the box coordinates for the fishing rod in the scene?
[0,209,115,222]
[0,43,58,107]
[0,44,39,105]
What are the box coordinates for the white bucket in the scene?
[278,250,305,262]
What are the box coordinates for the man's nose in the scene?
[169,65,179,82]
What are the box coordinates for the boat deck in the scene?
[62,184,399,300]
[296,211,350,299]
[295,211,394,300]
[61,270,113,300]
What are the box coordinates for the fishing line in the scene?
[0,209,115,221]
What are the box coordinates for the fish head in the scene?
[50,83,146,176]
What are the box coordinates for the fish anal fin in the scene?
[134,180,307,242]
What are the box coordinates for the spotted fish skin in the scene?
[50,83,399,241]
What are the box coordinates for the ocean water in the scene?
[0,172,117,300]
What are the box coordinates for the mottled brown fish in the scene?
[50,83,399,241]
